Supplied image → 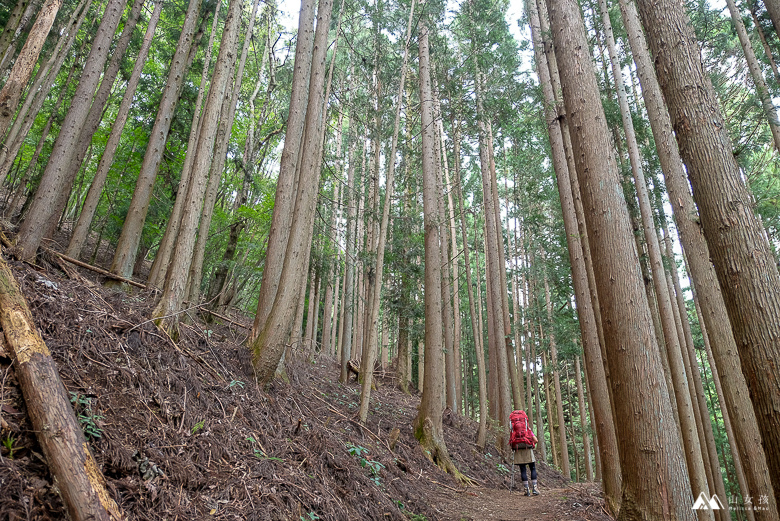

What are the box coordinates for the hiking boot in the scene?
[524,486,531,496]
[532,485,540,496]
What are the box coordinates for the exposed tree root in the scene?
[416,416,473,485]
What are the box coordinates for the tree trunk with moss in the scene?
[413,11,465,481]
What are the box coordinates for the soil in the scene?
[0,254,614,521]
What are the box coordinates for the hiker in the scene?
[509,409,539,496]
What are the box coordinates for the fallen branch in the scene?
[0,254,124,520]
[195,306,251,330]
[42,247,146,289]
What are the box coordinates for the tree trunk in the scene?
[15,0,126,261]
[635,0,780,501]
[249,0,317,340]
[0,0,33,73]
[575,356,593,481]
[599,0,711,504]
[110,0,203,281]
[454,124,487,448]
[152,0,245,333]
[473,57,511,440]
[0,257,124,521]
[544,0,695,516]
[413,13,464,481]
[66,1,162,258]
[185,0,262,306]
[544,271,570,479]
[44,0,146,243]
[0,0,91,186]
[147,1,220,288]
[725,0,780,151]
[529,0,620,506]
[749,3,780,84]
[339,111,357,383]
[358,0,414,423]
[250,0,334,383]
[0,0,62,140]
[619,0,775,512]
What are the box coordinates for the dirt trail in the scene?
[431,482,611,520]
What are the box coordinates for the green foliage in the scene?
[69,392,104,440]
[191,420,205,435]
[2,434,18,459]
[346,442,385,486]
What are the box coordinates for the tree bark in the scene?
[575,356,593,481]
[635,0,780,501]
[0,257,123,521]
[185,0,263,306]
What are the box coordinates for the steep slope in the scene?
[0,257,611,520]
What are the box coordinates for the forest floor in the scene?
[0,250,613,520]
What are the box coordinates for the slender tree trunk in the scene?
[0,0,91,181]
[109,0,203,280]
[544,271,570,479]
[414,12,463,480]
[146,2,221,288]
[339,111,357,383]
[749,3,780,84]
[454,125,487,448]
[15,0,127,260]
[575,356,593,481]
[635,0,780,500]
[473,57,511,440]
[186,0,262,306]
[152,0,245,333]
[545,0,695,516]
[0,0,62,140]
[66,0,163,258]
[725,0,780,151]
[0,0,32,72]
[358,0,414,422]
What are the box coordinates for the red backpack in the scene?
[509,410,535,450]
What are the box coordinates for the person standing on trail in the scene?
[509,410,539,496]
